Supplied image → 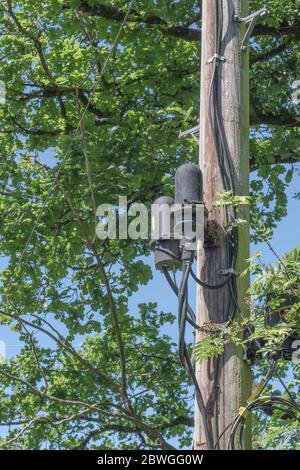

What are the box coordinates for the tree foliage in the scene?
[0,0,299,449]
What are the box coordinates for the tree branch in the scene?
[6,0,55,82]
[72,0,200,42]
[74,424,139,449]
[251,112,299,128]
[76,91,97,228]
[0,368,175,450]
[253,21,300,39]
[160,416,193,430]
[6,116,60,136]
[250,153,300,172]
[0,307,118,391]
[251,41,291,64]
[71,1,300,42]
[54,181,130,410]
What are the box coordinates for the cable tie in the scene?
[206,53,226,64]
[239,406,251,420]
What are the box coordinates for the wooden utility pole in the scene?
[195,0,252,450]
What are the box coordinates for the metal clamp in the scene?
[206,53,226,64]
[220,268,237,276]
[234,6,269,51]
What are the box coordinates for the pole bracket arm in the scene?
[178,124,200,142]
[234,6,269,51]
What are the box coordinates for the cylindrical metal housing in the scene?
[151,196,175,241]
[151,196,181,270]
[153,240,181,270]
[175,163,203,205]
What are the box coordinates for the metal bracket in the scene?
[206,53,226,64]
[234,6,269,52]
[220,268,237,276]
[178,124,200,142]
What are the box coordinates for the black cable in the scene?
[227,358,296,450]
[162,259,215,447]
[213,422,232,450]
[238,404,300,450]
[213,360,275,449]
[207,0,239,326]
[190,267,233,290]
[162,267,199,328]
[163,263,214,448]
[213,356,221,449]
[197,0,239,447]
[228,397,300,450]
[157,0,297,451]
[272,365,297,404]
[184,348,215,450]
[178,261,191,367]
[164,263,230,450]
[177,256,214,450]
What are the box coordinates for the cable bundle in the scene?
[159,0,299,451]
[228,396,300,450]
[160,0,239,449]
[207,0,239,323]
